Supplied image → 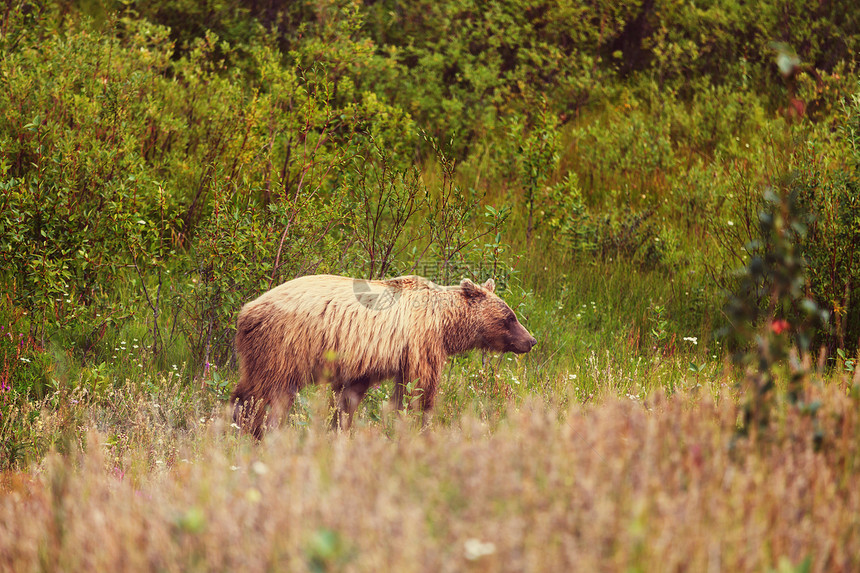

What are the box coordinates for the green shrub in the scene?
[791,91,860,351]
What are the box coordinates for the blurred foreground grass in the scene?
[2,372,858,572]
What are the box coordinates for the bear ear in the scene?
[460,278,486,299]
[482,278,495,293]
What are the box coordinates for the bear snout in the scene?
[510,333,537,354]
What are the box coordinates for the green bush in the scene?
[0,5,416,376]
[791,91,860,351]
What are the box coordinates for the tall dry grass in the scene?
[1,381,858,572]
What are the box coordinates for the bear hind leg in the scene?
[331,376,373,430]
[232,388,296,439]
[232,392,268,440]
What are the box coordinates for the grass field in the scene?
[2,358,859,572]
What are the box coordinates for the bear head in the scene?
[460,278,537,354]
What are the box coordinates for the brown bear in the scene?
[231,274,537,437]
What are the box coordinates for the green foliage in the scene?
[505,98,561,244]
[363,0,624,149]
[535,170,671,270]
[0,316,54,469]
[790,93,860,351]
[306,527,352,573]
[722,189,829,434]
[0,4,415,376]
[640,0,858,105]
[421,136,511,282]
[348,142,429,279]
[574,100,678,190]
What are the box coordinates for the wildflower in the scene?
[683,337,698,345]
[727,220,735,227]
[230,423,240,430]
[246,488,262,503]
[771,319,790,335]
[20,357,31,363]
[230,465,240,471]
[464,538,496,561]
[252,461,268,476]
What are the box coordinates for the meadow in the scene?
[3,381,859,572]
[2,1,860,571]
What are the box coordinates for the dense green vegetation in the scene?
[1,2,860,568]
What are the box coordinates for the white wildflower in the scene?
[464,538,496,561]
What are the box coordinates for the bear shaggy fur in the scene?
[231,274,537,437]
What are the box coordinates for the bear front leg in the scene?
[391,372,408,411]
[394,353,441,424]
[391,372,426,411]
[416,369,440,428]
[264,391,296,434]
[331,376,372,430]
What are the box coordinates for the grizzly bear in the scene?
[231,274,537,437]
